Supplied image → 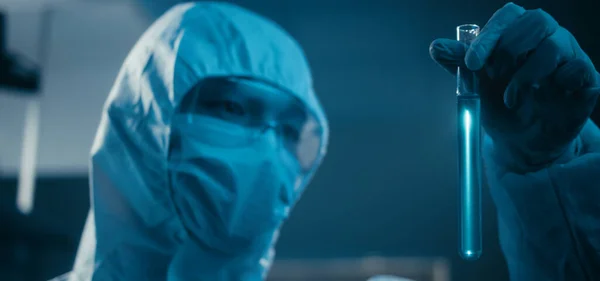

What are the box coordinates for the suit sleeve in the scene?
[483,119,600,281]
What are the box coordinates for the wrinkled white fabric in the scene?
[56,2,328,280]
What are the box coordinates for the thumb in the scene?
[430,38,468,75]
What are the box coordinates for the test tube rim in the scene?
[456,24,480,32]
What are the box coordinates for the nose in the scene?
[260,123,283,148]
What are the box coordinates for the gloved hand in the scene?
[429,2,600,172]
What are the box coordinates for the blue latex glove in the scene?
[430,2,600,172]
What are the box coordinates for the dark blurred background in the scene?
[1,0,599,280]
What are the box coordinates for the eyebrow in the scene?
[178,77,310,120]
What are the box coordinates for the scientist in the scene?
[61,2,328,281]
[431,2,600,280]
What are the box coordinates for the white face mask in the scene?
[168,114,302,254]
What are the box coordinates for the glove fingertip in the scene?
[428,40,442,58]
[465,52,482,71]
[430,39,456,55]
[429,39,467,62]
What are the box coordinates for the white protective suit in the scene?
[52,2,328,280]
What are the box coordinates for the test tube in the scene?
[456,24,482,261]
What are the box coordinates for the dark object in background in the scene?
[0,177,90,281]
[0,11,40,93]
[0,8,49,281]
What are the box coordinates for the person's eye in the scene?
[221,100,245,116]
[206,100,247,118]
